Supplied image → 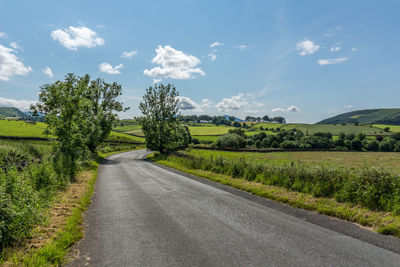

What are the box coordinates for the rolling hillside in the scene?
[317,109,400,125]
[0,107,28,118]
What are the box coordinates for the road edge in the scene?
[149,159,400,255]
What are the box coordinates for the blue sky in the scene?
[1,0,400,123]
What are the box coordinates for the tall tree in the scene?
[138,83,190,154]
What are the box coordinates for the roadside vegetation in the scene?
[150,151,400,236]
[0,73,133,263]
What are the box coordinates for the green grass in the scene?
[188,125,233,135]
[281,123,388,136]
[0,120,49,138]
[184,149,400,172]
[249,122,284,130]
[0,120,144,143]
[192,135,219,142]
[373,124,400,133]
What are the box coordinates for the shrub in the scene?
[271,141,280,148]
[280,140,298,149]
[351,138,363,151]
[215,134,246,149]
[366,140,379,151]
[191,138,200,145]
[379,141,392,152]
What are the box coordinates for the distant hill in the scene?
[317,108,400,125]
[222,115,244,122]
[0,107,29,119]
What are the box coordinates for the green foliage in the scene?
[215,134,246,149]
[32,74,126,179]
[165,152,400,213]
[138,83,190,153]
[379,141,392,152]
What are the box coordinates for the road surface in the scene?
[69,150,400,266]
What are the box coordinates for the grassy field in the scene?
[0,120,144,143]
[373,124,400,133]
[281,123,388,135]
[187,125,233,135]
[184,149,400,171]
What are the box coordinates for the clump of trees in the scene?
[212,128,400,152]
[179,114,287,125]
[31,73,127,179]
[137,83,190,154]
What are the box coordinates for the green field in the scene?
[281,123,388,135]
[187,125,233,135]
[184,149,400,171]
[373,124,400,133]
[0,120,144,143]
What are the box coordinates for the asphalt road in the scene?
[69,149,400,266]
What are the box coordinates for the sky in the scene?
[1,0,400,123]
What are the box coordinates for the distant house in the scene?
[199,120,211,124]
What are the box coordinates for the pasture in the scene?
[184,149,400,171]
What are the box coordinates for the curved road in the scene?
[69,150,400,266]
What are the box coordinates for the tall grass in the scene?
[157,152,400,214]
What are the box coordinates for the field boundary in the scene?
[191,145,356,153]
[0,135,144,145]
[149,159,400,254]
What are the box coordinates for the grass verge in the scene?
[1,149,134,266]
[149,154,400,238]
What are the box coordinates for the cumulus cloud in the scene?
[344,105,353,109]
[177,96,210,111]
[330,46,341,52]
[238,44,247,50]
[144,45,205,79]
[51,26,104,50]
[122,50,138,59]
[296,40,319,56]
[216,93,248,111]
[210,41,222,48]
[0,44,32,81]
[42,67,53,78]
[208,53,216,61]
[271,108,285,112]
[271,105,300,112]
[0,97,35,111]
[351,48,357,51]
[287,105,300,112]
[0,32,5,38]
[318,57,348,65]
[99,62,123,74]
[9,42,21,50]
[177,96,199,110]
[153,78,162,84]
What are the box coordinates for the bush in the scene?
[366,140,379,151]
[271,141,280,148]
[379,141,392,152]
[215,134,246,149]
[191,138,200,145]
[280,140,298,149]
[351,138,363,151]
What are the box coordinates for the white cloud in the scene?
[318,57,348,65]
[121,50,138,59]
[51,26,104,50]
[99,62,123,74]
[0,32,5,38]
[287,105,300,112]
[177,96,210,111]
[296,40,319,56]
[271,108,285,112]
[208,53,216,61]
[153,78,162,84]
[210,41,222,48]
[271,105,300,112]
[324,33,335,37]
[216,93,248,111]
[144,45,205,79]
[9,42,20,50]
[344,105,353,109]
[239,44,247,50]
[177,96,199,110]
[42,67,53,78]
[201,98,211,109]
[0,97,35,111]
[330,46,341,52]
[0,44,32,81]
[351,48,357,51]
